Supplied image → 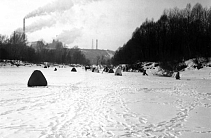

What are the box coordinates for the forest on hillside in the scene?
[112,3,211,67]
[0,32,90,65]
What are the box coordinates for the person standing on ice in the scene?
[175,71,180,80]
[143,69,148,76]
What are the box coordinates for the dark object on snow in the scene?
[197,63,203,70]
[115,67,122,76]
[92,67,99,73]
[85,66,91,71]
[143,70,148,76]
[28,70,47,87]
[138,68,144,72]
[103,67,109,72]
[71,67,77,72]
[175,71,180,80]
[44,65,47,68]
[108,69,114,73]
[54,68,57,71]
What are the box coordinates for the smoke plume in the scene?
[23,0,102,36]
[26,17,57,33]
[25,0,74,19]
[57,29,82,44]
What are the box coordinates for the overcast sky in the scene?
[0,0,210,50]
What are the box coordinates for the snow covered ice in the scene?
[0,65,211,138]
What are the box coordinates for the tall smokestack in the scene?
[92,39,93,49]
[96,39,98,49]
[23,18,25,42]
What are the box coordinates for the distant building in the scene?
[47,40,63,50]
[28,41,45,52]
[28,39,63,52]
[45,40,63,50]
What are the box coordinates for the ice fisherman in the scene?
[143,69,148,76]
[175,71,180,80]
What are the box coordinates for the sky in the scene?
[0,0,211,51]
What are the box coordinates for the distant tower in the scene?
[92,39,94,49]
[96,39,98,49]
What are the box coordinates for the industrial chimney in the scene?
[23,18,25,42]
[92,39,93,49]
[96,39,98,49]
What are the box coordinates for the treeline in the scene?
[35,47,90,65]
[0,32,90,65]
[112,3,211,65]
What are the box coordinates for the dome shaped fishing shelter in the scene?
[27,70,47,87]
[108,69,114,73]
[71,67,77,72]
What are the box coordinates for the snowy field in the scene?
[0,65,211,138]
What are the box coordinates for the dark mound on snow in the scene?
[71,67,77,72]
[108,69,114,73]
[28,70,47,87]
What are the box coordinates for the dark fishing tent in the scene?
[108,69,114,73]
[71,67,77,72]
[28,70,47,87]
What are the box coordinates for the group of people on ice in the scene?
[84,64,181,79]
[84,65,151,77]
[85,65,122,76]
